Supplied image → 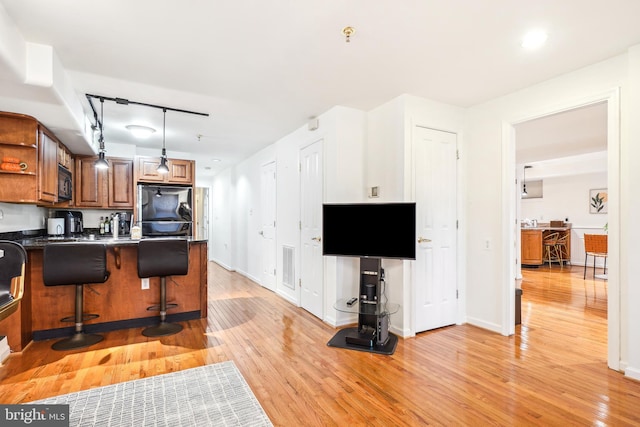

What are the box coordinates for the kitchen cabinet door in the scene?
[0,113,38,203]
[75,156,105,207]
[168,159,193,184]
[76,156,134,208]
[37,127,58,203]
[521,230,543,265]
[136,157,165,182]
[108,158,134,208]
[135,156,194,185]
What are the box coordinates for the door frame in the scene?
[502,88,620,370]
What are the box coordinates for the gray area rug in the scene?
[34,361,273,426]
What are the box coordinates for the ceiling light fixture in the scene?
[521,29,548,49]
[522,165,532,196]
[126,124,156,139]
[157,108,169,174]
[342,26,355,43]
[94,98,109,170]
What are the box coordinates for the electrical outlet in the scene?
[484,239,491,250]
[141,278,149,290]
[0,209,4,219]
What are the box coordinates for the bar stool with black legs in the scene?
[137,239,189,337]
[43,243,109,351]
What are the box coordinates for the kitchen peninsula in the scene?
[0,237,207,351]
[521,222,572,266]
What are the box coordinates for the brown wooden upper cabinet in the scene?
[0,111,67,205]
[75,156,134,208]
[57,142,73,169]
[135,156,194,185]
[38,128,58,203]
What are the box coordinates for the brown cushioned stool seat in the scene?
[43,243,109,351]
[137,239,189,337]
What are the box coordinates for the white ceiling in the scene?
[515,101,608,164]
[1,1,639,177]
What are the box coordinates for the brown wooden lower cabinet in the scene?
[521,228,571,266]
[0,241,207,351]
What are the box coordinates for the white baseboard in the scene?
[624,365,640,381]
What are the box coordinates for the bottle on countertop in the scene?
[104,215,110,234]
[112,213,119,239]
[99,217,105,235]
[131,222,142,240]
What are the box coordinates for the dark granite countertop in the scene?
[5,233,207,249]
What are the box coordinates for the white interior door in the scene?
[300,140,323,318]
[260,161,277,291]
[195,187,209,241]
[414,126,458,333]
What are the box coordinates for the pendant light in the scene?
[522,165,529,196]
[157,108,169,174]
[94,98,109,169]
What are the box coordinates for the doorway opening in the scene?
[504,89,620,370]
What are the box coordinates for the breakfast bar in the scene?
[0,237,207,351]
[521,222,572,266]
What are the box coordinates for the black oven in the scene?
[57,165,73,201]
[137,184,193,236]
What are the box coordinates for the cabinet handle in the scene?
[311,236,322,242]
[417,237,431,243]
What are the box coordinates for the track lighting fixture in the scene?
[94,98,109,169]
[85,94,209,174]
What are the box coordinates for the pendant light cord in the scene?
[162,108,166,153]
[99,98,105,149]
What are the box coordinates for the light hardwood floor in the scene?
[1,262,639,426]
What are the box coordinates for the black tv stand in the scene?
[327,257,399,355]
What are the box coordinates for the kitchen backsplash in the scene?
[0,202,47,234]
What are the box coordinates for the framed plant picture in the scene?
[589,189,608,214]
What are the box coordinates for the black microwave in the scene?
[58,165,73,201]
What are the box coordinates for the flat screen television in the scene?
[322,202,416,260]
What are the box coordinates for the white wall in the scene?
[522,171,608,226]
[209,106,366,323]
[466,48,640,379]
[363,94,466,336]
[0,202,46,233]
[522,171,608,266]
[624,44,640,381]
[210,168,233,269]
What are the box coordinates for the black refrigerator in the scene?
[137,185,193,237]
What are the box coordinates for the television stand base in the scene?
[327,327,398,355]
[345,330,376,347]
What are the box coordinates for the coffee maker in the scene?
[55,211,83,237]
[117,212,132,236]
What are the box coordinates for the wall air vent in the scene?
[283,245,295,290]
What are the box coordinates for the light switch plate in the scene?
[141,278,149,290]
